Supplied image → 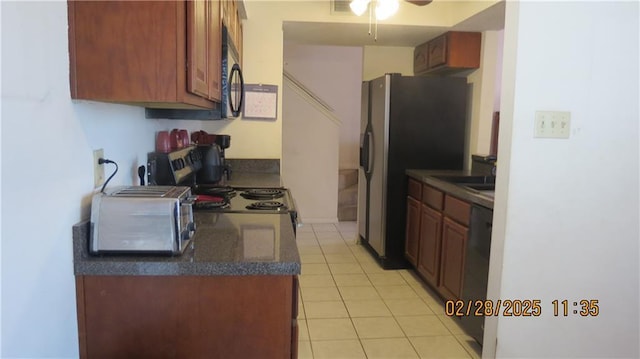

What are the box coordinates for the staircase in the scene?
[338,169,358,222]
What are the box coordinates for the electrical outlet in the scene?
[534,111,571,138]
[93,149,105,188]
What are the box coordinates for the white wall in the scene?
[201,11,284,160]
[196,0,500,160]
[0,2,221,357]
[281,43,362,223]
[362,46,414,81]
[283,44,363,170]
[484,1,639,357]
[466,31,503,163]
[282,83,340,223]
[238,0,503,178]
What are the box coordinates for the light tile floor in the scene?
[297,222,482,359]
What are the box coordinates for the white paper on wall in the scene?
[243,84,278,120]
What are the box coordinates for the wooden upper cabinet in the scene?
[187,0,210,98]
[68,1,221,109]
[414,31,481,76]
[208,0,222,101]
[237,19,243,64]
[222,0,243,63]
[413,42,429,75]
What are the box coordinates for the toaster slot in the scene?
[113,187,173,197]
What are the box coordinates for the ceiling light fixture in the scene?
[350,0,399,41]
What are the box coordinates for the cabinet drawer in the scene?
[443,195,470,225]
[408,178,422,199]
[422,185,443,210]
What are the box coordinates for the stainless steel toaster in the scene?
[90,186,195,255]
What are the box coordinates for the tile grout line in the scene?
[326,231,369,358]
[300,224,476,358]
[318,232,414,358]
[310,227,367,358]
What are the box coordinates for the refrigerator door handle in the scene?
[359,134,368,169]
[366,131,373,174]
[360,131,373,174]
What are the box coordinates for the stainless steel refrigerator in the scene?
[358,74,468,269]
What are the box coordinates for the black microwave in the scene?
[221,25,244,119]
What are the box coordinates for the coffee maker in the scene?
[214,135,231,181]
[190,131,231,185]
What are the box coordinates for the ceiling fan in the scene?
[405,0,433,5]
[349,0,433,20]
[344,0,433,40]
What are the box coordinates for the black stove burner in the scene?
[240,189,284,200]
[246,201,287,211]
[193,196,230,210]
[196,186,236,198]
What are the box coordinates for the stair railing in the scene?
[283,70,342,126]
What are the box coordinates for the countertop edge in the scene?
[74,262,302,276]
[73,214,301,277]
[405,169,494,209]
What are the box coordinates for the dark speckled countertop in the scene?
[406,169,495,209]
[225,172,282,188]
[221,159,283,188]
[73,212,300,276]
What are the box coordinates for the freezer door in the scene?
[358,81,370,240]
[367,75,391,257]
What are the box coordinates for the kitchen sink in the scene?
[431,175,496,192]
[432,175,496,185]
[462,183,496,191]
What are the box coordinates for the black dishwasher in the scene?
[460,204,493,345]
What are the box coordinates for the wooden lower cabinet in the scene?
[75,275,298,358]
[405,177,471,302]
[404,196,421,266]
[438,217,468,300]
[416,204,442,287]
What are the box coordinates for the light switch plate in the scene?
[534,111,571,138]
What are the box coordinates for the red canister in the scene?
[156,131,171,153]
[170,129,182,150]
[178,129,190,148]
